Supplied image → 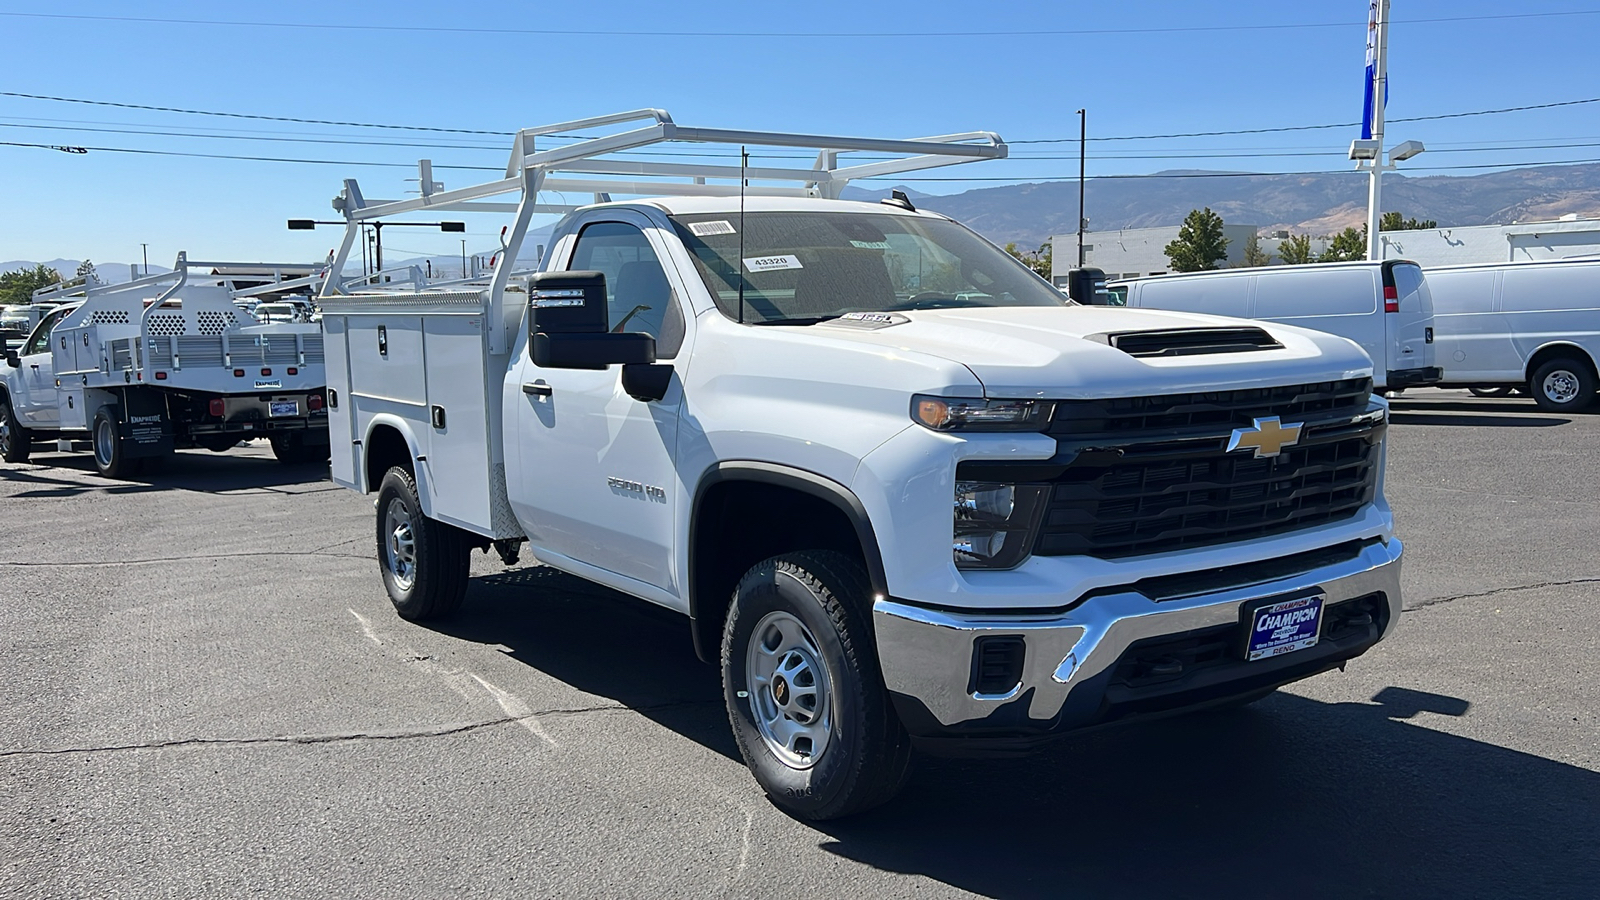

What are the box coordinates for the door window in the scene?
[24,308,70,356]
[569,222,684,357]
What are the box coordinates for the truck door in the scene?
[12,306,71,427]
[511,213,689,594]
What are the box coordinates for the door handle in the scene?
[522,382,552,397]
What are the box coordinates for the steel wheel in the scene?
[383,498,418,591]
[745,610,834,769]
[94,415,116,468]
[1541,369,1581,405]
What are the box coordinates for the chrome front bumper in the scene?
[873,538,1403,737]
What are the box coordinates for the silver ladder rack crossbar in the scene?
[317,108,1007,356]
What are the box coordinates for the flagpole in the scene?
[1365,0,1390,260]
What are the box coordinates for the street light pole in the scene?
[1077,108,1087,267]
[1364,0,1390,260]
[461,239,467,278]
[140,243,149,276]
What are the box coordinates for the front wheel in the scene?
[1529,358,1597,413]
[1468,386,1515,398]
[375,467,470,621]
[722,551,912,820]
[91,406,142,478]
[0,394,30,463]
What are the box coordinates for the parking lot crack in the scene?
[1406,577,1600,611]
[0,550,369,568]
[0,717,525,758]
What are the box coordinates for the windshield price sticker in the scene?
[690,220,737,236]
[743,255,804,273]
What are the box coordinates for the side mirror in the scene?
[1066,267,1109,305]
[528,271,655,369]
[4,349,18,368]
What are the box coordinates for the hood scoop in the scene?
[1089,326,1284,358]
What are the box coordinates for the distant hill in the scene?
[0,259,169,286]
[847,162,1600,249]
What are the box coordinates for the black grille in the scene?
[1032,379,1379,559]
[1103,327,1282,358]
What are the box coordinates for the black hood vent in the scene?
[1092,327,1284,358]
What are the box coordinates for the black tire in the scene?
[270,431,329,465]
[0,393,30,463]
[91,406,142,478]
[375,467,469,621]
[1528,358,1597,413]
[1468,386,1515,398]
[722,550,913,821]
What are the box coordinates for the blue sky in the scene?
[3,0,1599,270]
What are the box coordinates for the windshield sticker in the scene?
[849,240,890,250]
[743,255,804,273]
[690,220,737,236]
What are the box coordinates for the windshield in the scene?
[669,211,1068,324]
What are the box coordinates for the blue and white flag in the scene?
[1361,0,1380,139]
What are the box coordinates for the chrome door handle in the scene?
[522,382,552,397]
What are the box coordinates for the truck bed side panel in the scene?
[323,316,358,489]
[422,315,492,530]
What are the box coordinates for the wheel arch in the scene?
[1524,342,1598,383]
[362,415,434,518]
[687,461,888,663]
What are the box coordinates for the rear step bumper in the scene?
[1387,366,1443,390]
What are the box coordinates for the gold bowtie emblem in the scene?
[1227,416,1304,458]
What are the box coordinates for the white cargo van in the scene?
[1105,261,1440,391]
[1423,258,1600,412]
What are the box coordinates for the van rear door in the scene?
[1384,261,1439,387]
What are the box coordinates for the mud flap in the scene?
[119,390,174,458]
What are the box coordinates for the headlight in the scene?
[953,481,1048,569]
[912,395,1053,432]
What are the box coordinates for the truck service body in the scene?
[0,254,331,475]
[317,111,1403,818]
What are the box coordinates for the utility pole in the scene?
[140,243,149,276]
[1364,0,1389,260]
[1077,108,1087,267]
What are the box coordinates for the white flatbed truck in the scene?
[0,255,330,475]
[317,110,1404,819]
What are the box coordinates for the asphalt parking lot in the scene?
[2,390,1596,899]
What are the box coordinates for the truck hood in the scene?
[811,305,1374,398]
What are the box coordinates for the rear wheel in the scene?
[91,406,142,478]
[0,394,30,463]
[270,431,329,465]
[1529,358,1597,413]
[1468,386,1515,398]
[375,467,470,621]
[722,550,913,820]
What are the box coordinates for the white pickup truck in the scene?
[316,111,1403,819]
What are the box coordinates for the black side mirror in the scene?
[528,271,655,370]
[4,349,18,368]
[1065,267,1109,305]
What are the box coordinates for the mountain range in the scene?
[9,162,1600,282]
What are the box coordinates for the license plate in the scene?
[1244,593,1325,661]
[268,400,299,417]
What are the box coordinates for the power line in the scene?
[1017,97,1600,143]
[0,91,514,136]
[0,140,502,170]
[3,9,1598,38]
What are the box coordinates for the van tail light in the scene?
[1383,284,1399,313]
[208,398,226,417]
[307,394,324,412]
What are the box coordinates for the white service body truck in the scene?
[318,111,1404,819]
[0,255,330,475]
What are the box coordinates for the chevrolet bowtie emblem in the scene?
[1227,416,1304,458]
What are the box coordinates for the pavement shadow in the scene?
[1,447,329,496]
[815,686,1599,899]
[432,565,736,760]
[431,565,1598,899]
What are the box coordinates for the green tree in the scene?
[1380,211,1438,231]
[1004,241,1053,279]
[64,259,97,288]
[1318,226,1368,263]
[1238,233,1272,267]
[1276,233,1314,265]
[0,264,62,305]
[1163,208,1230,272]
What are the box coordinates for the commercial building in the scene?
[1376,216,1600,266]
[1049,223,1261,285]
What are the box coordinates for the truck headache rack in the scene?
[316,108,1007,351]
